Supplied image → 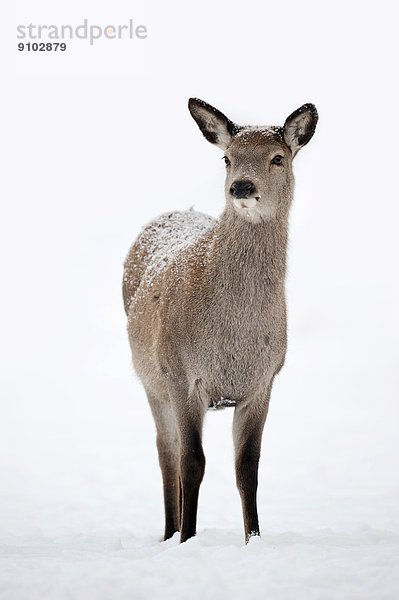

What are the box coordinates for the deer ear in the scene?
[283,103,318,157]
[188,98,239,150]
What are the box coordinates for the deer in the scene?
[123,98,318,544]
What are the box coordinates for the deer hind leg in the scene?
[233,390,271,543]
[146,390,180,541]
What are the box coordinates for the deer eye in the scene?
[271,155,284,165]
[223,156,231,166]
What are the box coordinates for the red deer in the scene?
[123,98,318,543]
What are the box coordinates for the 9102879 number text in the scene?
[18,42,67,51]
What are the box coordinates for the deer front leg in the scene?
[233,394,270,543]
[171,384,207,543]
[179,424,205,542]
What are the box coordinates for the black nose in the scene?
[230,181,255,198]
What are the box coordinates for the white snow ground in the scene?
[1,299,398,599]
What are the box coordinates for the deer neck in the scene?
[210,207,289,293]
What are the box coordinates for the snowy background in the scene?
[1,0,399,598]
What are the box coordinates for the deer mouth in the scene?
[233,196,260,210]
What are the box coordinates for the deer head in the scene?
[189,98,318,223]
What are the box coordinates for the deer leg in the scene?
[147,392,180,541]
[178,475,182,530]
[179,422,206,542]
[233,393,270,543]
[171,385,207,543]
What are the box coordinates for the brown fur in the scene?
[123,98,318,543]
